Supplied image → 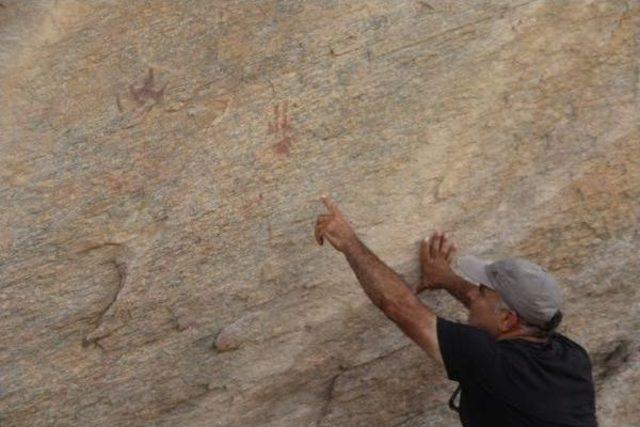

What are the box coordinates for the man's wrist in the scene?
[439,273,457,289]
[342,234,363,254]
[420,272,456,290]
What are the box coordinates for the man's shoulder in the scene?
[495,332,592,368]
[499,332,594,374]
[551,333,593,364]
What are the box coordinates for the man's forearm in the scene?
[440,275,476,308]
[342,238,415,311]
[412,274,475,308]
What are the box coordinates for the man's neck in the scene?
[497,328,549,343]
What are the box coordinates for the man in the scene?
[314,195,596,426]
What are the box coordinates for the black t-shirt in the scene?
[437,317,597,427]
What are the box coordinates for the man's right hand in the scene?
[314,195,359,253]
[419,231,457,291]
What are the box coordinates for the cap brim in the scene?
[454,255,494,288]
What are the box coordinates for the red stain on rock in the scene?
[266,100,296,156]
[268,100,292,134]
[129,67,166,106]
[273,136,295,155]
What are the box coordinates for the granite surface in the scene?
[1,0,639,426]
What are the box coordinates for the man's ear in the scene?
[500,310,519,332]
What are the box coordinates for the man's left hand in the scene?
[420,231,457,290]
[314,195,359,253]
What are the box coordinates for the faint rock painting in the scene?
[116,67,167,129]
[268,99,298,155]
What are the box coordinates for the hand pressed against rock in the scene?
[314,195,359,253]
[420,231,457,291]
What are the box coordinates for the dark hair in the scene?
[523,311,563,339]
[543,310,563,331]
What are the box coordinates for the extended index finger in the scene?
[321,195,341,215]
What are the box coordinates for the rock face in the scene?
[1,1,639,426]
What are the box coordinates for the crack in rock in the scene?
[595,338,634,382]
[315,345,412,427]
[82,259,128,348]
[315,372,340,427]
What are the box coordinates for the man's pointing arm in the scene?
[314,195,443,364]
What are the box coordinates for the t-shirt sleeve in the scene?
[437,316,499,382]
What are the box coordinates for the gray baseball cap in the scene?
[454,255,563,328]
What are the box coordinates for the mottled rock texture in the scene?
[1,0,639,426]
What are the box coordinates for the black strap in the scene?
[448,384,461,412]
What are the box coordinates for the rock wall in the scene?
[1,1,639,426]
